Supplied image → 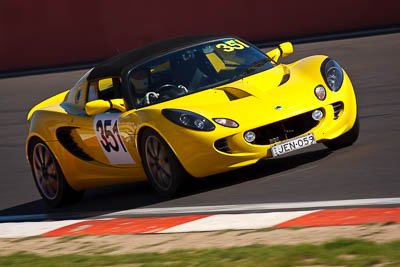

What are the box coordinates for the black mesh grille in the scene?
[214,138,232,153]
[248,110,320,145]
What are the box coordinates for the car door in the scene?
[70,78,141,169]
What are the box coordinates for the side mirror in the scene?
[266,42,293,62]
[85,99,126,116]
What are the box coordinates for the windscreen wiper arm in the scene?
[236,58,272,80]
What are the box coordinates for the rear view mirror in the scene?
[85,99,126,116]
[266,42,293,62]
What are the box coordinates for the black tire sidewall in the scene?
[29,139,83,207]
[140,129,186,198]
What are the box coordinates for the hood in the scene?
[150,59,326,129]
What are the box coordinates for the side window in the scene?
[87,82,99,102]
[66,68,91,106]
[71,80,87,107]
[75,89,82,103]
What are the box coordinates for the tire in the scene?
[140,128,188,198]
[323,116,360,150]
[29,139,84,207]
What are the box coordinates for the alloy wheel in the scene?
[32,143,59,200]
[144,136,173,191]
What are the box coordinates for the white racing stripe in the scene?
[0,220,85,238]
[1,197,399,238]
[101,197,400,217]
[161,211,318,233]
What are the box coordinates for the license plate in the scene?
[271,133,316,157]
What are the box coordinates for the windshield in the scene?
[127,38,275,108]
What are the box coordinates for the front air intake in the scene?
[214,138,232,153]
[332,102,344,120]
[247,110,320,145]
[56,127,93,161]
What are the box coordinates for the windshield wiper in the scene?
[231,58,272,82]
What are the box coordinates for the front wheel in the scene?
[140,129,188,198]
[30,139,84,207]
[323,116,360,150]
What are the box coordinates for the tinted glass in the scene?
[87,83,98,102]
[127,39,274,108]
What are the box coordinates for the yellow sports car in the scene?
[26,35,358,207]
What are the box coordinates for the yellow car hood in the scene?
[154,64,322,129]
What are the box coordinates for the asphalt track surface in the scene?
[0,33,399,219]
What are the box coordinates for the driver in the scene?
[129,69,157,106]
[129,70,148,95]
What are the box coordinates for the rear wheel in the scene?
[323,116,359,150]
[140,129,188,198]
[30,139,84,207]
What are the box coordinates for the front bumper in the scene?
[161,78,357,178]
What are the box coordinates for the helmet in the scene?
[129,70,149,95]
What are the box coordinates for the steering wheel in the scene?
[156,84,177,92]
[156,84,188,93]
[141,92,159,105]
[177,85,189,93]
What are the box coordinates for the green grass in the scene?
[1,239,400,267]
[287,226,307,230]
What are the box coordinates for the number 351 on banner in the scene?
[94,113,135,165]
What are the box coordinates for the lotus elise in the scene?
[26,35,359,206]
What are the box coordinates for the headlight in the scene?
[213,118,239,128]
[321,58,344,92]
[314,85,326,101]
[162,109,215,131]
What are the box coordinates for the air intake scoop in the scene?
[218,87,252,101]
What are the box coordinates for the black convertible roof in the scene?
[87,34,234,81]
